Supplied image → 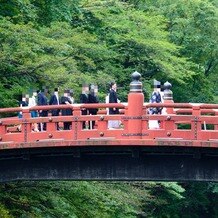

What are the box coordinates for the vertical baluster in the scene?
[72,106,81,140]
[191,105,201,140]
[22,108,31,143]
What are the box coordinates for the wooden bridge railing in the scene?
[0,72,218,149]
[0,103,218,147]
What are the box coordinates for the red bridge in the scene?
[0,72,217,182]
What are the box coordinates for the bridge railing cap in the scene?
[130,71,142,93]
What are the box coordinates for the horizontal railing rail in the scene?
[0,102,217,149]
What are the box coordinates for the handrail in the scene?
[0,71,218,150]
[1,102,218,114]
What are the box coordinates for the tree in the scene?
[0,0,198,105]
[124,0,218,102]
[71,0,196,100]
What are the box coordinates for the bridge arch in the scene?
[0,72,217,182]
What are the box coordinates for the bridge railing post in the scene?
[162,82,175,134]
[0,119,6,142]
[97,114,108,132]
[191,105,201,140]
[163,81,174,114]
[72,106,81,140]
[215,110,218,131]
[46,117,56,132]
[125,71,144,139]
[142,105,148,133]
[123,105,129,132]
[22,108,32,143]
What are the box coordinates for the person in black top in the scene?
[69,89,75,104]
[80,83,89,110]
[88,84,99,129]
[109,82,119,115]
[37,88,48,116]
[61,90,73,130]
[49,88,60,116]
[49,88,60,130]
[80,84,89,128]
[37,88,48,131]
[18,94,29,118]
[108,82,120,128]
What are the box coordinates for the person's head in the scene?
[22,94,26,102]
[82,84,89,94]
[22,94,29,102]
[153,79,161,92]
[69,89,74,97]
[32,90,37,97]
[42,87,48,94]
[64,89,69,97]
[54,87,59,93]
[110,82,117,91]
[89,84,95,94]
[94,85,98,95]
[25,94,29,100]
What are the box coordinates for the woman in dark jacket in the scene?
[109,82,119,115]
[61,90,73,130]
[88,85,99,129]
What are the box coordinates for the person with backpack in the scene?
[149,80,162,115]
[148,80,163,129]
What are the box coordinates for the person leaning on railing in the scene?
[29,91,39,132]
[49,88,60,130]
[37,88,49,131]
[80,83,89,129]
[88,84,99,129]
[61,90,73,130]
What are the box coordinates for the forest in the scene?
[0,0,217,217]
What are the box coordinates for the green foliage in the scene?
[73,0,196,92]
[0,0,202,106]
[157,0,218,77]
[32,0,81,25]
[178,182,218,218]
[0,181,149,217]
[0,0,37,24]
[1,181,217,217]
[141,182,185,217]
[127,0,218,102]
[0,203,12,218]
[0,0,218,216]
[0,18,114,105]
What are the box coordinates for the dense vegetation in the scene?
[0,0,217,217]
[0,181,217,217]
[0,0,217,105]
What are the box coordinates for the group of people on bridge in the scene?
[18,79,164,132]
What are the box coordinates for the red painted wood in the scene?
[0,101,218,150]
[126,92,144,139]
